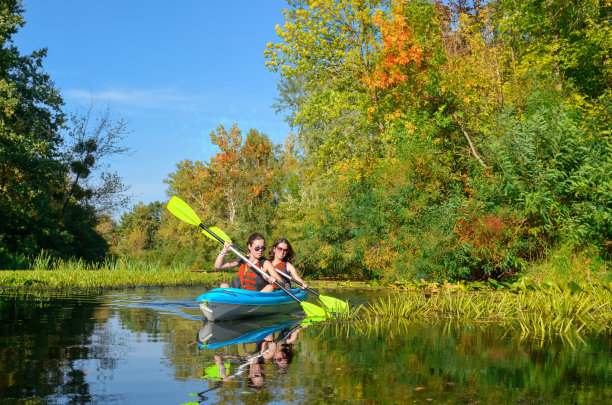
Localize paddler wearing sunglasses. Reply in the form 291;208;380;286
215;232;281;292
268;238;308;290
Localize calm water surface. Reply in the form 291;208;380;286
0;287;610;404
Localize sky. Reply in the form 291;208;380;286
14;0;291;214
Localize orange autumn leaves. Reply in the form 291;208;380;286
167;124;283;228
367;4;425;91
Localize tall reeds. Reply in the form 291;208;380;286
0;251;224;290
348;282;612;338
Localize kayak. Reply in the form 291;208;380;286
196;287;308;321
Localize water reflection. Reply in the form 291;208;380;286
0;291;123;403
1;288;611;404
195;317;306;398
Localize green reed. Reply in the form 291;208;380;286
347;283;612;338
1;251;229;290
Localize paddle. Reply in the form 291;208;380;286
166;196;325;318
210;227;349;313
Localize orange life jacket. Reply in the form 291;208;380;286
238;259;267;291
272;261;291;289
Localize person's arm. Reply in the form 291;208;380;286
262;260;280;285
286;262;307;288
214;355;231;382
215;241;241;269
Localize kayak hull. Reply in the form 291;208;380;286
196;288;308;321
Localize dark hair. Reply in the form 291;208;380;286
246;233;265;247
274;344;297;373
269;238;296;263
246;358;265;389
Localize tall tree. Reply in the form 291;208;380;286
0;0;65;265
61;104;132;216
266;0;391;173
162;124;285;261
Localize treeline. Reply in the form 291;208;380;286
111;0;610;281
4;0;610;281
0;1;130;269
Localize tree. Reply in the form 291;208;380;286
112;201;163;256
161;124;286;265
266;0;391;173
61;104;132;216
0;0;65;266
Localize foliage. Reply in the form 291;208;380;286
256;0;612;281
112;201;163;256
7;0;608;280
0;0;65;265
110;124;295;269
0;2;122;267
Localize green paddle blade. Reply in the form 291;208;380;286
320;295;349;313
301;301;326;318
300;315;325;326
208;227;232;243
167;196;201;226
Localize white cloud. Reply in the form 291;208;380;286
63;87;203;111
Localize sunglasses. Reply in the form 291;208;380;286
253;246;266;252
276;246;288;253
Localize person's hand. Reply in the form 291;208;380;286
222;241;232;252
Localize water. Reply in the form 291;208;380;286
0;287;610;404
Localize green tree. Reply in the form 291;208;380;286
113;201;163;257
0;2;116;266
159;124;287;267
266;0;391;172
0;0;65;266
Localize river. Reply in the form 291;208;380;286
1;287;610;404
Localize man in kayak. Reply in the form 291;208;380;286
214;232;281;292
268;238;308;290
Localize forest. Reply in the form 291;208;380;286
1;0;610;282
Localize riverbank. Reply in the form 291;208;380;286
2;269;610;340
0;268;227;291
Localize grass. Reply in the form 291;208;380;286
0;253;229;290
330;280;612;339
3;252;611;340
0;268;226;290
521;244;610;283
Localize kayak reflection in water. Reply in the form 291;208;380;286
199;321;308;393
214;233;281;292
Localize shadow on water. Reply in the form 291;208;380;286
1;287;611;404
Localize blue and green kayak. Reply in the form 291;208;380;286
196;288;308;321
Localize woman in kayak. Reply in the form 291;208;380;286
268;238;308;290
215;232;281;292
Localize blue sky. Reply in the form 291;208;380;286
14;0;291;213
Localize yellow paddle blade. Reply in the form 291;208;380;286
167;196;201;226
209;227;232;243
320;295;349;313
300;315;325;326
200;228;228;243
301;301;326;318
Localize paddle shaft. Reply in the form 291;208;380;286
199;224;302;303
229;241;320;297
